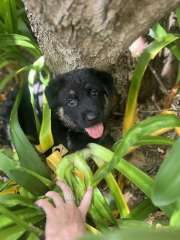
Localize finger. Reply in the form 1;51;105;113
35;199;54;216
79;187;93;219
56;180;75;204
45;191;64;208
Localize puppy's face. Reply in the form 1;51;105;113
45;68;114;139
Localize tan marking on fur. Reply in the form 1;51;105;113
57;107;77;129
69;90;75;95
58;107;64;120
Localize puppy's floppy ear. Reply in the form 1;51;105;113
95;70;114;97
45;74;65;108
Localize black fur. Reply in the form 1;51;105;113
45;68;114;151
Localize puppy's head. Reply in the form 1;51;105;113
45;68;114;139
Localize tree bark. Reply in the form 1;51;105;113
22;0;180;74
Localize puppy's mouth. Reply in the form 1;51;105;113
85;122;104;139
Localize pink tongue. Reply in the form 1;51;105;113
85;123;104;139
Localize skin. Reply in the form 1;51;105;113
36;181;93;240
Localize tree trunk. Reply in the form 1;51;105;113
22;0;180;100
22;0;179;73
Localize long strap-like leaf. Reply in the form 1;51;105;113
10;80;50;178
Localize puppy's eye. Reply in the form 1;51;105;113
90;89;98;96
67;98;78;107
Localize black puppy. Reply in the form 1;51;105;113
45;68;114;151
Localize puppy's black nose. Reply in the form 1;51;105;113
86;112;97;121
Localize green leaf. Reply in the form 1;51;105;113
176;8;180;28
27;56;47;134
0;194;35;208
83;225;180;240
7;0;18;33
0;225;25;240
150;23;167;40
57;152;117;228
90;145;154;198
176;63;180;84
39;94;54;152
106;174;129;217
0;34;41;56
89;143;153;197
127;199;157;220
170;209;180;227
3;0;15;33
10;82;50;178
22;167;52;188
31;57;53;152
0;120;52;195
152;138;180;206
0;208;42;230
27;232;40;240
28;67;40;133
93;115;180;187
0;59;14;69
0;180;14;192
27;56;53;152
19;186;35;199
88;143;176;217
0;20;5;32
116;158;154;198
9;168;49;195
123;33;179;132
135;136;174;147
0;205;43;236
0;151;16;176
169;43;180;61
91;152;129;218
32;56;45;72
0;71;16;91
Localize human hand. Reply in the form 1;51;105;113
36;181;93;240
